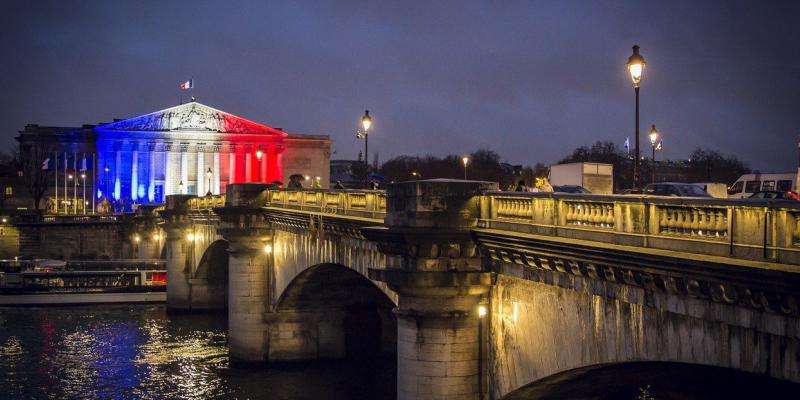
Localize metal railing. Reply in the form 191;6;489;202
480;192;800;265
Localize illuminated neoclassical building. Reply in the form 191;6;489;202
17;101;330;210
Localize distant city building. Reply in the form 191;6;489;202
15;102;330;212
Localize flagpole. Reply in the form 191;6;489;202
73;151;77;214
54;154;58;215
92;153;96;214
63;152;67;214
82;153;86;215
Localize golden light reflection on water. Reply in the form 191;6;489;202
0;336;23;356
1;305;395;399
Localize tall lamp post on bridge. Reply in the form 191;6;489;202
462;156;470;180
648;124;661;184
626;45;646;190
361;110;372;171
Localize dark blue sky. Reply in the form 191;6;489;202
2;1;799;171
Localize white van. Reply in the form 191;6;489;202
727;173;796;199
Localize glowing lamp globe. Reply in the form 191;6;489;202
627;45;646;87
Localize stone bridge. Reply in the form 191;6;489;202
162;180;800;399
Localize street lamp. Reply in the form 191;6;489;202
206;168;213;196
178;180;184;194
627;44;646;189
648;124;660;184
411;171;420;179
462;156;470;180
361;110;372;170
255;146;263;183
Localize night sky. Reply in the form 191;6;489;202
2;1;799;171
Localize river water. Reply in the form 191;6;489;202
0;304;395;399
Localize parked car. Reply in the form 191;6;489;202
552;185;591;194
643;183;712;197
747;190;800;201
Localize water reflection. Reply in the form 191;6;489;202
0;304;395;399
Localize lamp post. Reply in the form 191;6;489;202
361;110;372;171
462;156;470;180
411;171;421;180
81;172;86;215
256;146;263;182
206;168;213;196
648;124;660;184
178;180;184;195
627;45;646;189
67;173;74;214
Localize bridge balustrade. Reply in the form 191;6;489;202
187;195;225;212
265;189;386;220
480;192;800;265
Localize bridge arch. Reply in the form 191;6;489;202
186;239;228;310
269;263;397;361
501;361;800;399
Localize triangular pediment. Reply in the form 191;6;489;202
95;102;286;136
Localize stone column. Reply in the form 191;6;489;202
367;180;497;400
148;146;156;202
197;147;205;196
213;149;221;194
114;150;121;200
131;149;138;200
180;147;188;194
161;194;197;311
217;183;272;366
260;150;267;183
245;150;252;182
229;145;237;185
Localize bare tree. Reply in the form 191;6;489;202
18;140;55;211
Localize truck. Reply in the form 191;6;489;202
548;162;613;195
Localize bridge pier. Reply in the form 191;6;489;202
162;195;196;311
217;184;273;366
368;180;497;400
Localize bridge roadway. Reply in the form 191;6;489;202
158;180;800;399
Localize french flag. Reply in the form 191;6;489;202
179;79;193;90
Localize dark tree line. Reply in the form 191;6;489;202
375;142;750;192
378;149;536;189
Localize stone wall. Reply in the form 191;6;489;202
489;265;800;398
17;222;127;260
282;135;331;189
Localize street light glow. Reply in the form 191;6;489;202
361;110;372;132
186;233;195;241
478;304;487;318
627;45;646;87
263;243;273;254
648;124;659;145
462;156;469;166
256;147;263;160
